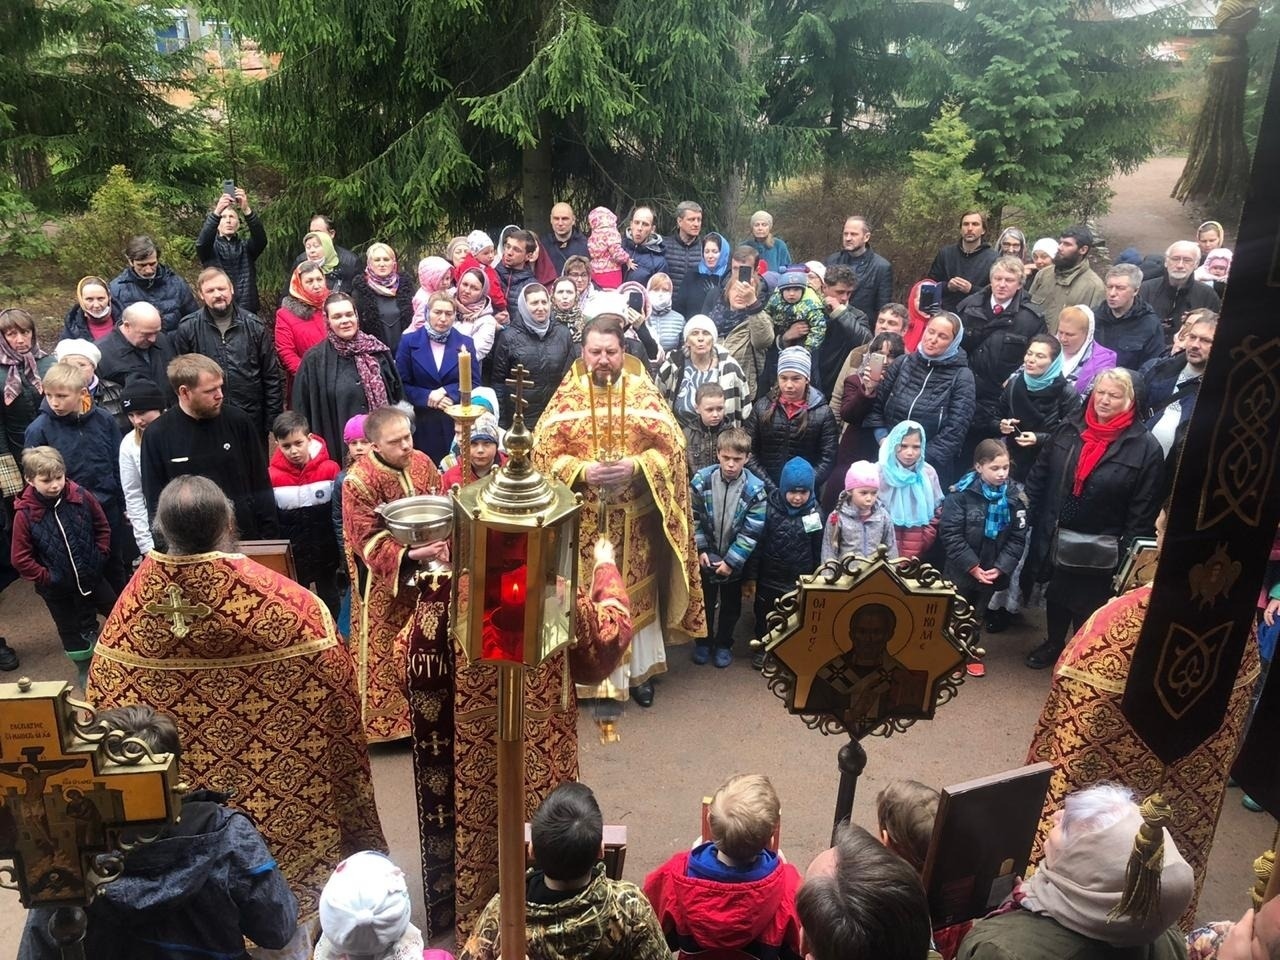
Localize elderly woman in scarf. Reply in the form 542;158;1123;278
301;230;343;291
1027;238;1059;289
352;242;415;353
409;256;454;329
743;211;792;274
957;783;1193;960
656;314;751;429
1;308;55;493
1055;305;1116;396
395;291;475;462
293;291;403;461
60;276;120;343
875;419;944;558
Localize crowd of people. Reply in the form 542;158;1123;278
2;188;1272;960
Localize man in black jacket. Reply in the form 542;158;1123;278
1094;264;1165;370
541;202;590;275
194;187;267;314
1139;309;1216;457
291;214;361;291
928;210;999;312
825;216;893;320
96;303;178;404
623;205;668;286
174;268;283;438
666;201;704;317
814;264;871;399
957;255;1047;449
1139;240;1221;341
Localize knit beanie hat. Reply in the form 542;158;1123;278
845;460;880;491
1114;246;1143;266
582;290;628;322
804;261;826;282
54;338;102;369
681;314;717;343
780;456;815;493
119;379;166;414
466;230;494;254
343;414;369;443
471;413;500;445
319;852;412;958
777;346;811;380
1032;238;1059;259
779;270;808;291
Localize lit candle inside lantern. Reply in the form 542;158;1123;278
458;345;472;401
501;566;527;608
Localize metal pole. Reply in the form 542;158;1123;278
496;662;527;960
831;736;868;846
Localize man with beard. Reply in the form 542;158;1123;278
927;210;999;312
1093;264;1165;370
825;216;893;319
174;268;283;437
195;186;267;314
1139;240;1221;340
533;308;706;707
541;202;590;275
88;475;386;957
140;353;277;540
623;205;669;286
342;405;443;742
1026;225;1105;331
1139;310;1216;500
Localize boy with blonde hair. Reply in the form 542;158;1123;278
643;774;803;959
10;446;116;686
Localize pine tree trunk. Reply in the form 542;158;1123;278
522;123;553;234
822;21;853;196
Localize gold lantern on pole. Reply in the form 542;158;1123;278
449;365;581;960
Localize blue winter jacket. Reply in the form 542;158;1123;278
109;263;199;333
24;403;123;515
692;465;767;577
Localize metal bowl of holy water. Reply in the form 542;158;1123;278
376;495;453;548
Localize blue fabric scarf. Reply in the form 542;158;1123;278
954;470;1010;539
877;420;940;527
1021;351;1064;392
426;325;452;344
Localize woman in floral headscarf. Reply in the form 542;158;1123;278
1;309;55;484
276;261;332;394
352;242;415;354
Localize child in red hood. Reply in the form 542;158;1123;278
269;410;341;618
643;774;803;959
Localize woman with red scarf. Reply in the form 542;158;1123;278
352;242;414;354
292;292;404;463
1023;368;1163;669
276;261;332;398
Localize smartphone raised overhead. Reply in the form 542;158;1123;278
222;180;236;196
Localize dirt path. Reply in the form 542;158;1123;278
1098;155;1206;257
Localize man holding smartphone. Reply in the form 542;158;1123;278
195;183;267;314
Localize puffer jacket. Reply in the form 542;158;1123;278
195;212;268;314
488;311;575;428
821;495;899;562
24;403;123;515
939;479;1029;591
108;263;199;333
10;479;109;594
956;287;1047;429
864;350;977;476
59;301;122;343
691;464;767;579
269;436;340;577
92;377;128;435
1093;298;1165;370
666;233;705;316
747;386;839;491
748;489;824;591
174;306;284;436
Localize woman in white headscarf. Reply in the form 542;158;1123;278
1055;305;1116;396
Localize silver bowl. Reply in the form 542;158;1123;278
376;495;453;547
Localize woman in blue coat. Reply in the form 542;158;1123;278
395;291;475;463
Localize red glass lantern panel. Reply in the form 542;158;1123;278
481;529;528;662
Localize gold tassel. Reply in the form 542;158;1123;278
1108;793;1174;923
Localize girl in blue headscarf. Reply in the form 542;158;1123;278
877;420;945;558
992;334;1080;482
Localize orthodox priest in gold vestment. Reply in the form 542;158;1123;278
531;309;705;705
1026;583;1259;927
343;406;444;742
87;476;386;944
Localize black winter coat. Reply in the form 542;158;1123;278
91;377;128;435
351;274;415;354
940;480;1029;590
542;229;590;274
173;307;284;436
109;264;199;333
1139;273;1221;333
12;480;109;593
956;287;1047;430
747;489;824;592
1094;299;1165;371
94;328;178;404
59;302;122;343
864;349;977;478
1138;353;1201;429
195;212;268;314
814;305;871;399
666;234;705;316
495;263;536;309
24;404;123;515
1025;414;1164;567
991;374;1081;481
824;248;893;319
489;316;575;429
622;234;668;286
927;242;999;312
747;387;839;492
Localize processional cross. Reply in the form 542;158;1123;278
143;584;211;638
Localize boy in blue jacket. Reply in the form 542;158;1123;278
691;427;767;667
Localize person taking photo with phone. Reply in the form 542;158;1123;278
195;183;268;315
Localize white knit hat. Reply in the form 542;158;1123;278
54;338;102;368
318;852;411;958
681;314;717;343
581;290;628;321
466;230;494;254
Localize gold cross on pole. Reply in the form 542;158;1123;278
505;365;535;421
144;584;211;639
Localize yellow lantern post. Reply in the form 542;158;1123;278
450;365;581;960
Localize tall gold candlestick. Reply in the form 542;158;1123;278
587;375;600;458
604;381;613;459
619;375;626;447
459;345;472;402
